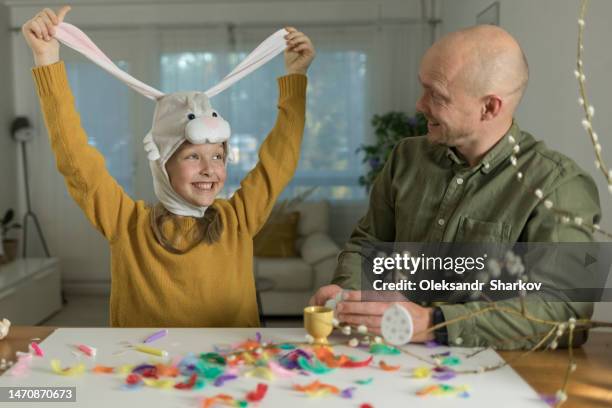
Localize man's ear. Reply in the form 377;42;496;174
481;95;503;121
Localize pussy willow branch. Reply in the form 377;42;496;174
576;0;609;184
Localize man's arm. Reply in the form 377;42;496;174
332;144;399;289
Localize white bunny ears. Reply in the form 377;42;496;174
54;22;288;101
54;22;288;163
53;23;290;218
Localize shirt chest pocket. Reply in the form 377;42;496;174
456;216;512;243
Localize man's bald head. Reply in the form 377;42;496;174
416;25;529;159
425;25;529;110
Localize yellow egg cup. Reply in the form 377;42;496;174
303;306;334;345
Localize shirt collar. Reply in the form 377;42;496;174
428;120;522;174
446;146;466;166
479;120;522;174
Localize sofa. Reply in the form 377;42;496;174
254;200;342;316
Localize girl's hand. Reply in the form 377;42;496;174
284;27;315;75
21;6;71;66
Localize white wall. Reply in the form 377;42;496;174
0;4;16;223
441;0;612;321
7;0;425;27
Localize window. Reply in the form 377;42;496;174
66;61;135;195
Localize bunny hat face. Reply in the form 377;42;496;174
145;91;231;216
149;91;231;163
54;23;288;218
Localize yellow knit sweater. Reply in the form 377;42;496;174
32;62;307;328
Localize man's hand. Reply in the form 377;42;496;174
336;291;435;343
284;27;315;75
309;284;343;306
22;6;71;66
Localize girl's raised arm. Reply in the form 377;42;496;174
228;29;314;236
24;7;136;243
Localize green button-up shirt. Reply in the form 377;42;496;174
332;121;601;349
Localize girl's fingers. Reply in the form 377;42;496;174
291;43;311;53
57;5;71;23
288;33;309;44
288;37;309;47
287;37;310;50
29;20;44;40
38;15;55;37
286;41;301;49
287;36;307;46
37;18;51;40
42;8;58;25
285;31;303;41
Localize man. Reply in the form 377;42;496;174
310;25;600;349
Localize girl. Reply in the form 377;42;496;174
22;6;315;327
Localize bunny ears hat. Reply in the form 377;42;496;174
54;23;289;217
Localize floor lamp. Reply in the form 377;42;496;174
10;116;51;258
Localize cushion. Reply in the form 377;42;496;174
254;211;300;257
255;257;312;291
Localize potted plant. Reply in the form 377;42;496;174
1;209;22;265
357;111;428;191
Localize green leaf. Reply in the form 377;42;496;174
356;111;425;190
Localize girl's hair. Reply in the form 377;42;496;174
150;203;224;254
150;141;228;254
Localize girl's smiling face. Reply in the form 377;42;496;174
165;141;227;207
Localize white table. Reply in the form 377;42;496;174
0;328;546;407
